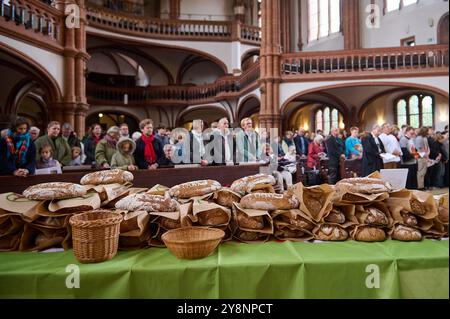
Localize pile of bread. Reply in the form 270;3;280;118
0;169;448;251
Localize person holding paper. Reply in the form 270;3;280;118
362;124;385;177
379;123;402;169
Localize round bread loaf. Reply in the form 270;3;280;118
337;178;391;194
236;230;264;241
214;189;241;208
391;225;422;241
169;180;221;199
115;193;178;212
354;226;386;242
279;214;315;231
230;174;276;196
364;207;388;226
325;208;346;224
23;182;87;200
275;228;305;239
316;224;348;241
302;192;325;216
80;169;134;185
240;193;299;211
160;217;181;230
410;199;425;216
401;212;418;227
236;212;264;230
197;209;229;226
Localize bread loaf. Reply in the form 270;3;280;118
197;209;230;226
80;169;134;185
230;174;276;196
337;178;391;194
240;193;299;211
315;224;348;241
115;193;178;212
214;189;241;208
303;192;325;217
23;182;86;200
391;225;422;241
274;228;305;239
353;226;386;242
401;212;418;227
160;217;181;230
235;230;266;241
410;198;425;216
438;206;449;224
236;212;264;230
325;208;346;224
169;180;221;199
278;214;315;231
363;207;388;226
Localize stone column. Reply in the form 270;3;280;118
259;0;282;134
342;0;361;50
280;0;291;53
233;0;245;23
169;0;180;19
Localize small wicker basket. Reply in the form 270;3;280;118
162;227;225;260
69;210;123;263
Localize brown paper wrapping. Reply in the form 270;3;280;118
408;190;439;220
47;192;101;215
19;223;67;251
434;193;449;225
231;203;273;243
271;209;315;241
322;204;357;225
293;183;334;222
119;210;151;250
146;184;169;196
189;199;231;227
355;203;394;228
0;232;22;251
83;183;132;205
213;188;242;208
313;223;349;241
0;193;41;222
177;193;215;204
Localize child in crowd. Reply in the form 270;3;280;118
36;144;61;170
68;146;82;166
111;137;138;171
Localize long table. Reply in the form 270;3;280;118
0;240;447;299
0;164;263;194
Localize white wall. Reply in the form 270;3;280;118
178;0;233;21
182;61;224;84
0;34;64;96
361;0;449;48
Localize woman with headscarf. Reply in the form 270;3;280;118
0;117;36;176
95;126;120;169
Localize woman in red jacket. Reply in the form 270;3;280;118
307;135;326;169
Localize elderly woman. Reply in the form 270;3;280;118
95;126;120;169
0;117;36;176
307;134;326;169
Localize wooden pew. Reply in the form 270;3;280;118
0;165;263;194
340;158;363;179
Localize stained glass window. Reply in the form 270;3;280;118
331;109;339;129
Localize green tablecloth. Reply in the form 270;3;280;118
0;240;448;299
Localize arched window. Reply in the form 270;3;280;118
315;106;343;135
385;0;418;13
308;0;341;42
395;94;435;128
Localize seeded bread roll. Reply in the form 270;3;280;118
354;226;386;242
336;178;391;194
169;180;221;199
23;182;87;200
401;212;418;227
230;174;276;196
240;193;299;211
391;225;422;241
80;169;134;185
236;212;264;230
315;224;348;241
115;193;179;212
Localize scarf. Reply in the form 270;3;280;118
93;134;102;145
105;135;117;148
141;134;157;165
5;130;30;166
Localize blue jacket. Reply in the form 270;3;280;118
0;137;36;175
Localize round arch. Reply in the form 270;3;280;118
437;12;449;45
175;104;229;128
237;94;260;121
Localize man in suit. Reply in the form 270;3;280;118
205;117;235;165
294;128;309;157
362;124;386;177
236;117;260;163
325;127;345;184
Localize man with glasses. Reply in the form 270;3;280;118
236;117;260;163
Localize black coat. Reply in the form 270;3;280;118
84;135;103;165
294;135;309;156
0;137;36;175
325;135;343;166
205;132;236;165
134;136;164;169
362;134;385;177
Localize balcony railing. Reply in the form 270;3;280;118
87;61;260;105
86;4;261;45
281;44;449;81
0;0;63;51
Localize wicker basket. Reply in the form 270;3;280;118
69;210;123;264
162;227;225;260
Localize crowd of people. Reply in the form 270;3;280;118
0;116;448;191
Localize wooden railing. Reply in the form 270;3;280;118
96;0;144;15
281;44;449;81
86;4;261;45
0;0;63;51
87;61;260;105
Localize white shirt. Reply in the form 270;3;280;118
379;133;402;163
221;132;232;163
192;131;205;157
